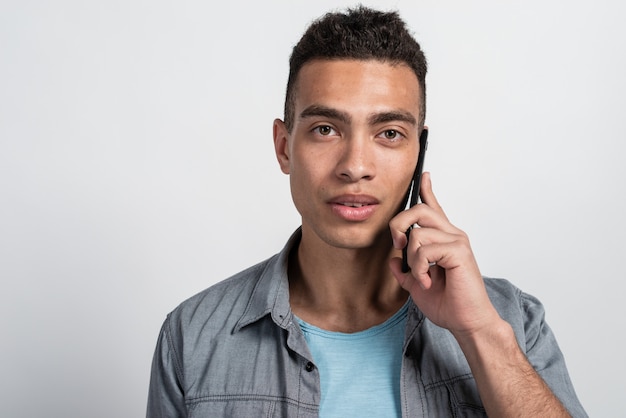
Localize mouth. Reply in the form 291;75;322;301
330;194;379;205
337;202;371;208
328;195;379;221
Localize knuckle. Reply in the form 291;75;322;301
453;238;472;257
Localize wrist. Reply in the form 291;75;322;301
452;314;570;417
453;317;521;362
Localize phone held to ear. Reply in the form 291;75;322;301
401;128;428;273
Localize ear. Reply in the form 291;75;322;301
273;118;291;174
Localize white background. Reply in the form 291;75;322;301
1;0;624;416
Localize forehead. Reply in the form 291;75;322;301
293;59;421;118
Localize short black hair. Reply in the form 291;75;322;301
284;6;427;132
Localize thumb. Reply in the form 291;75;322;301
390;256;428;293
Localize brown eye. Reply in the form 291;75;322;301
384;130;398;140
313;125;337;136
317;125;332;135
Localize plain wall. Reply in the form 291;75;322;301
1;0;624;416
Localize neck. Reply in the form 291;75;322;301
288;227;408;332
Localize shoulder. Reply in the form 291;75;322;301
483;277;545;316
166;254;278;332
158;229;300;349
148;252;290;404
482;277;551;351
154;253;283;379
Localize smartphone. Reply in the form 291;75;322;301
401;128;428;273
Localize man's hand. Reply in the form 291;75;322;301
389;172;571;417
389;171;500;338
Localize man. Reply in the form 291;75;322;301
147;7;586;417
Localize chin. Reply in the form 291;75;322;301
319;225;391;251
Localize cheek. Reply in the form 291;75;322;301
288;161;314;196
383;154;415;184
288;157;331;211
291;150;328;183
387;162;418;206
288;168;319;219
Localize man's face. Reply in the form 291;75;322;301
274;59;422;251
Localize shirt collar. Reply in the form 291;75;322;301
232;227;424;335
233;228;301;332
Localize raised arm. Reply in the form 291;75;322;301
389;172;572;417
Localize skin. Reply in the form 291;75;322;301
390;175;571;416
274;59;419;331
273;58;570;416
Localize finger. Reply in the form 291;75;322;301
406;226;460;251
419;172;449;221
414;238;478;277
389;205;459;249
390;256;432;291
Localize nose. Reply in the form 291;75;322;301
335;135;375;182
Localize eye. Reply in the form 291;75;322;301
379;129;403;141
384;130;398;139
314;125;336;136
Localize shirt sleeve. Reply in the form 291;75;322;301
147;316;187;418
520;292;588;418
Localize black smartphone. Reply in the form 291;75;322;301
401;128;428;273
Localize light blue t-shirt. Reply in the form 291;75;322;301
296;301;409;418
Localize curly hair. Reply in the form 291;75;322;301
283;6;428;132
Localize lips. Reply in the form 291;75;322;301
338;202;369;208
328;194;379;221
330;194;379;205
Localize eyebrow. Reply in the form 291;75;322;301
299;105;351;124
298;104;417;127
368;111;417;127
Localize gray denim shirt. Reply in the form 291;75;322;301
147;231;587;417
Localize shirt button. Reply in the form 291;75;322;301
305;362;315;372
